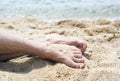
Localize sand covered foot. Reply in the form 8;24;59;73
44;34;87;53
32;43;85;69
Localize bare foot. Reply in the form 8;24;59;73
0;42;85;69
0;31;85;69
31;43;85;69
44;34;87;53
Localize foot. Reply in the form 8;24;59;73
0;43;85;69
32;43;85;69
44;34;87;53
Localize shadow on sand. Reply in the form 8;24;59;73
0;56;56;74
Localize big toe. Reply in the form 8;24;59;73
71;62;85;69
65;59;85;69
78;41;87;53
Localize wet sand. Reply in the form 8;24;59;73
0;18;120;81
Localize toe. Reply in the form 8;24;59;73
71;62;85;69
75;63;85;69
79;63;85;69
65;59;85;69
72;57;84;63
74;54;82;58
73;50;82;54
77;41;87;53
82;42;87;52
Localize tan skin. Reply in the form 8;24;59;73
0;31;87;69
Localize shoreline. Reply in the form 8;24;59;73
0;16;120;23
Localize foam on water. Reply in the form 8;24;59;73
0;0;120;21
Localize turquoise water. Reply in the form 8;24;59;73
0;0;120;21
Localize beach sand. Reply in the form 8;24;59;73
0;18;120;81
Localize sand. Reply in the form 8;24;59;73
0;18;120;81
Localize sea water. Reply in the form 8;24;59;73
0;0;120;21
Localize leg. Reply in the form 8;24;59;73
0;44;85;69
0;31;85;69
0;47;28;62
0;51;27;62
